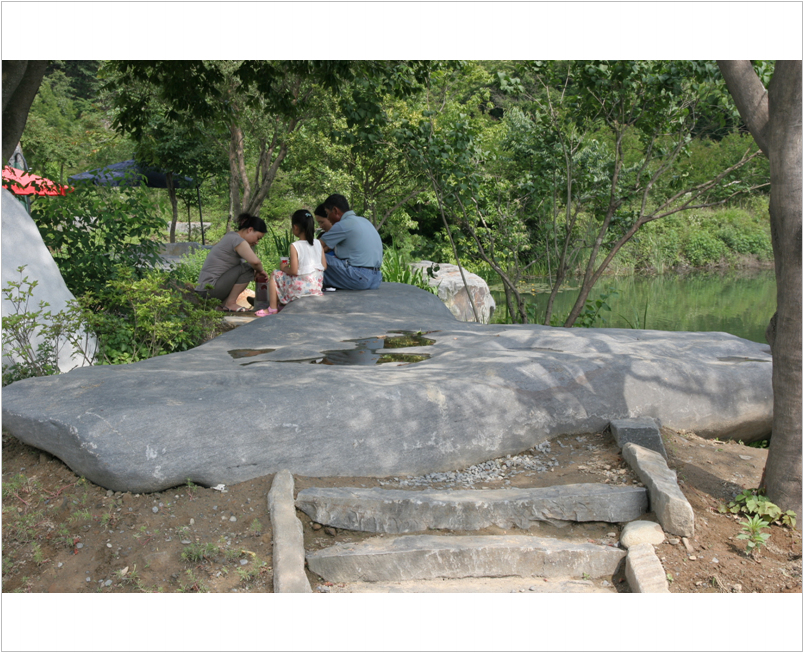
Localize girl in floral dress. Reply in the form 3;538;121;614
256;210;327;316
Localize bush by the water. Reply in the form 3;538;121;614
610;200;772;273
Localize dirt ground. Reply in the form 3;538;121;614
1;426;801;595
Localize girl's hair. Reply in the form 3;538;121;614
236;213;267;233
291;209;315;245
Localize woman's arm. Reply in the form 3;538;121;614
235;240;266;277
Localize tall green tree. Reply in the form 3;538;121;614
103;61;433;221
718;60;802;516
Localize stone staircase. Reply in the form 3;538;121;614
267;419;694;593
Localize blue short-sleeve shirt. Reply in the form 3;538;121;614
321;211;383;268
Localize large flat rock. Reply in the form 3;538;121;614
306;534;626;582
296;484;648;532
2;283;773;492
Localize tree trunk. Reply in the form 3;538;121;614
2;61;48;163
764;61;802;516
718;60;802;516
165;172;179;244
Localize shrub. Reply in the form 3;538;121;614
31;181;166;297
381;245;439;294
2;266;95;385
78;265;225;365
683;231;728;267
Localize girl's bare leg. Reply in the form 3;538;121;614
269;276;279;309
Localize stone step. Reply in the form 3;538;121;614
322;576;617;593
306;534;626;583
296;484;647;533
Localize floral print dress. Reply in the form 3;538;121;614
272;239;324;305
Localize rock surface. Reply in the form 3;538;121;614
610;418;667;459
1;188;96;373
267;470;311;593
625;543;670;593
306;534;626;582
620;520;666;548
296;484;648;533
2;283;773;492
410;261;496;323
622;443;695;537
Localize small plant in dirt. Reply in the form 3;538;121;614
249;518;263;534
178;569;208;593
237;557;269;585
720;488;797;528
736;514;771;555
181;542;219;563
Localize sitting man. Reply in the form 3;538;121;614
319;194;383;290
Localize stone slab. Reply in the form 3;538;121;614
267;470;311;593
306;534;626;583
296;484;648;533
620;520;665;548
2;283;773;492
610;418;667;459
622;443;695;537
625;543;670;593
325;577;616;593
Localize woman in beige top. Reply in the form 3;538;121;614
195;213;267;312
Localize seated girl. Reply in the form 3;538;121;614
256;210;327;317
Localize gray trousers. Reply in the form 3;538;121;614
200;262;254;301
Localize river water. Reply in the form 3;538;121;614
490;269;777;344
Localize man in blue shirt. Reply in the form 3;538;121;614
320;194;383;290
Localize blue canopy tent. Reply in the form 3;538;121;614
69;160;207;244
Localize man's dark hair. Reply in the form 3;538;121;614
323;194;350;213
313;203;327;218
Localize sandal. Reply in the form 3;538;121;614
217;306;249;313
255;308;278;317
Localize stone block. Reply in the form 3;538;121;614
610;418;667;459
410;261;496;323
620;520;665;548
622;443;695;537
296;484;648;533
2;283;773;492
625;543;670;593
267;470;311;593
306;534;626;583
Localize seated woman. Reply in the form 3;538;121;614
195;213;267;312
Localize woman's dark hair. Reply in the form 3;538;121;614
313;203;327;218
236;213;267;233
291;209;315;245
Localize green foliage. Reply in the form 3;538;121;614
736;514;771;553
1;266;95;385
574;288;618;328
180;542;219;563
720;488;797;528
168;247;211;286
381;245;439;294
79;266;224;365
31;182;166;297
683;231;728;267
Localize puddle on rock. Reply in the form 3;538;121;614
238;330;436;367
228;348;276;359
